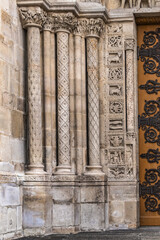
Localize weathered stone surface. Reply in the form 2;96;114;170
0;184;20;206
52;204;74;227
81;203;104;230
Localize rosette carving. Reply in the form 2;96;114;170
19;7;46;28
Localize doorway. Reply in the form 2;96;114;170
138;24;160;225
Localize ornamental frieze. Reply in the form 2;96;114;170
19;8;105;36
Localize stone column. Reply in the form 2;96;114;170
52;13;75;174
74;31;83;174
55;27;71;174
125;38;135;133
43;19;53;174
19;8;45;174
85;19;104;175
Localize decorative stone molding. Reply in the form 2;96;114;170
85;18;104;37
73;18;105;37
125;38;135;132
19;7;46;28
43;15;53;31
52;13;76;33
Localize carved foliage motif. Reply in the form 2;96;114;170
107;24;123;34
108;68;123;81
19;8;105;36
109;166;125;178
19;8;46;27
108;36;122;48
109;135;124;147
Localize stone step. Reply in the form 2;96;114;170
18;228;160;240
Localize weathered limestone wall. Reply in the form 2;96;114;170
0;0;25;239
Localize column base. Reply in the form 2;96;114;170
85;166;105;175
26;164;46;175
55;165;73;175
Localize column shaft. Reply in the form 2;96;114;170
125;39;135;132
27;26;44;173
56;31;71;174
86;36;103;174
75;34;83;174
43;30;52;173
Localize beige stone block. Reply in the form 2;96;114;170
52;204;74;227
109;201;124;224
3;92;17;110
0;60;10;92
52;187;74;203
17;206;22;230
109;185;136;201
0;184;20;206
81;203;104;230
0;207;7;234
0;34;14;63
0;134;11;162
11;138;25;163
11;110;24;138
81;186;104;203
7;207;17;232
0;162;14;173
0;107;11;134
125;201;137;223
10;67;19;95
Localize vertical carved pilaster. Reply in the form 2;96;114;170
85;19;104;174
125;38;135;132
56;30;71;174
19;8;46;174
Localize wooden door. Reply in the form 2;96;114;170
138;24;160;225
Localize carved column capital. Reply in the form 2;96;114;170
85;18;105;38
43;15;53;31
125;38;135;50
52;13;76;33
19;7;46;29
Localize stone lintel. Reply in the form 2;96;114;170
17;1;108;23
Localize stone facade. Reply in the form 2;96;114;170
0;0;160;239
